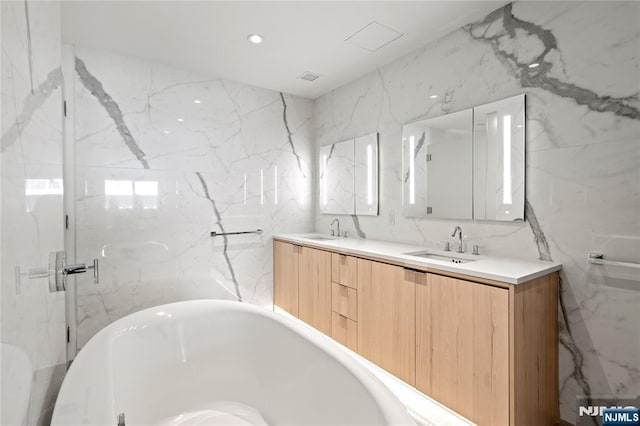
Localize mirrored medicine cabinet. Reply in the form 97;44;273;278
319;132;379;216
402;94;525;222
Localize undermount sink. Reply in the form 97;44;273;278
302;235;337;241
404;250;476;264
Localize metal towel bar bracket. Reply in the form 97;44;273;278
210;228;263;237
588;252;640;269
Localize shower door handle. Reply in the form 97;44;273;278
14;251;100;294
53;251;100;291
63;258;99;283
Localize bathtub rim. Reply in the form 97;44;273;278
52;299;414;425
1;342;33;426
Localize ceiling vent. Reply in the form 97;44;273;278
346;21;403;52
298;71;320;82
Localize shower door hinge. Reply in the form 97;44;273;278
426;207;433;214
65;214;69;229
426;154;432;162
66;326;70;343
63;100;67;117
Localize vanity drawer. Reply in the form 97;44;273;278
331;311;357;351
331;253;357;289
332;282;357;320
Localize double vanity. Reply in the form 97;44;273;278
273;233;561;426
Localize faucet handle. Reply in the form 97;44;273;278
330;229;335;236
443;242;450;252
342;231;349;238
472;244;480;255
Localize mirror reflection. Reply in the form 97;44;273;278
319;132;379;216
473;94;525;221
319;140;354;215
354;133;379;216
401;94;525;222
403;109;473;219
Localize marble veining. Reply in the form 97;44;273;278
464;3;640;121
75;56;150;169
351;214;367;238
280;92;306;178
403;131;425;184
1;67;63;152
71;46;314;347
526;199;594;416
524;200;551;262
194;171;242;301
314;2;640;421
23;0;34;94
319;143;336;180
2;0;67;423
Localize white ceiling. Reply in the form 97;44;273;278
62;1;507;99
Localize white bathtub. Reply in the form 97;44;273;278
1;343;33;426
51;300;414;425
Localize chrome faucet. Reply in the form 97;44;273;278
451;226;464;253
330;218;340;237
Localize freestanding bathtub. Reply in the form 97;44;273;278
1;343;33;425
51;300;414;425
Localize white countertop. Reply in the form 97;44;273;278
274;233;561;285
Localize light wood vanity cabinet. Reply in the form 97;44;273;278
330;253;359;351
273;240;300;316
357;259;416;386
298;246;332;335
417;273;510;425
273;239;559;426
273;241;332;334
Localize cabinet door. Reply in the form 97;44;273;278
357;259;416;386
273;241;299;316
417;274;509;425
298;246;332;335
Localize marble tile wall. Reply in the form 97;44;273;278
70;46;314;347
1;0;66;423
314;2;640;422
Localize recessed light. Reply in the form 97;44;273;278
529;62;540;68
429;95;438;99
177;118;184;123
193;99;201;104
247;34;264;44
163;130;170;134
